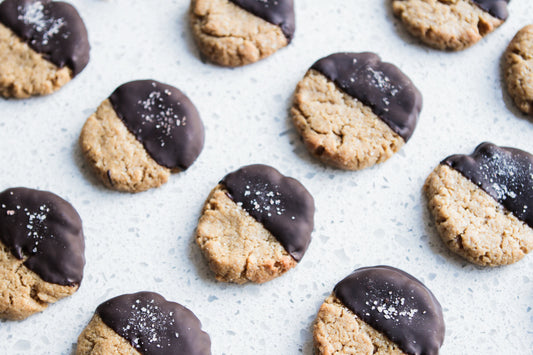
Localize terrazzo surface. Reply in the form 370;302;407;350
1;0;532;354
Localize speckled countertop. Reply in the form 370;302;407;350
1;1;532;354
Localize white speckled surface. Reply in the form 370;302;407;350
1;0;533;354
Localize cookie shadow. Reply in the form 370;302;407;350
301;316;315;355
187;229;221;285
498;51;533;122
383;0;430;51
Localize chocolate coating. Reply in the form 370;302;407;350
334;266;445;355
442;142;533;228
109;80;204;170
0;187;84;286
310;52;422;141
96;292;211;355
229;0;295;41
220;164;314;261
0;0;90;76
471;0;509;20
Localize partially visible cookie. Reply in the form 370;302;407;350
424;142;533;266
504;24;533;115
314;266;445;355
189;0;294;66
76;292;211;355
79;80;205;193
0;0;90;98
196;164;314;284
291;52;422;170
392;0;509;50
0;187;85;320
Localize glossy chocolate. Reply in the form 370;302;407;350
0;187;84;286
472;0;509;20
0;0;90;76
229;0;295;41
443;142;533;228
221;164;314;261
109;80;204;170
334;266;445;355
310;52;422;141
96;292;211;355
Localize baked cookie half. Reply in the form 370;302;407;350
314;266;445;355
0;0;90;98
190;0;294;66
424;142;533;266
80;80;205;193
504;24;533;115
0;187;85;320
196;164;314;284
291;52;422;170
392;0;509;50
77;292;211;355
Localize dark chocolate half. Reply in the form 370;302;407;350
220;164;314;261
108;80;205;170
442;142;533;228
0;187;84;286
471;0;509;20
0;0;90;76
334;266;445;355
310;52;422;141
229;0;295;41
96;292;211;355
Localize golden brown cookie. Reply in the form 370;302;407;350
189;0;294;66
291;52;421;170
196;165;314;284
392;0;508;50
0;187;84;320
424;143;533;266
79;80;204;193
504;24;533;115
314;267;445;355
0;0;90;98
77;292;211;355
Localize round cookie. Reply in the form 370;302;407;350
79;80;205;193
189;0;294;67
424;142;533;266
504;24;533;115
291;52;422;170
314;266;445;355
196;164;314;284
392;0;509;51
0;187;85;320
0;0;90;98
76;291;211;355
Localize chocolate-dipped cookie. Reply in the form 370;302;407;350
196;164;314;284
76;292;211;355
392;0;509;51
0;187;84;320
291;52;422;170
189;0;294;66
314;266;445;355
424;142;533;266
0;0;90;98
504;24;533;115
79;80;205;193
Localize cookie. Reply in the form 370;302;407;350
424;142;533;266
504;24;533;115
189;0;294;67
196;164;314;284
79;80;205;193
0;187;84;320
392;0;509;50
314;266;445;355
0;0;90;98
76;291;211;355
291;52;422;170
